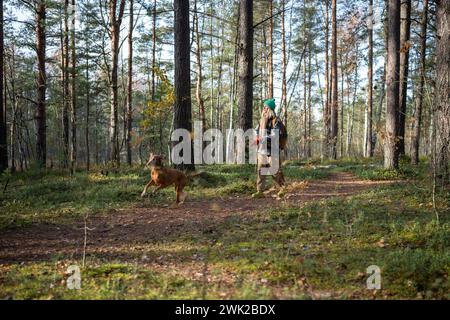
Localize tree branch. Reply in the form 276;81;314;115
254;5;292;29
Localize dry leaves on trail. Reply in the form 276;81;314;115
0;172;397;264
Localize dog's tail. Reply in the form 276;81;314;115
186;170;205;177
184;170;208;183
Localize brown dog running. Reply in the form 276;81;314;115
141;154;188;204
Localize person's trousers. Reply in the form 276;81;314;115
256;152;285;192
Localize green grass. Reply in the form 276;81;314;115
0;164;330;230
0;168;146;230
321;155;430;181
0;160;448;299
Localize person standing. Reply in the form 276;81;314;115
252;99;286;198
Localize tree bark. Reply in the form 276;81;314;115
384;0;401;170
70;0;76;172
173;0;194;170
339;46;344;158
365;0;374;157
432;0;450;184
281;0;287;127
346;73;356;156
215;27;224;132
10;98;17;173
410;0;428;165
109;0;126;166
322;0;330;159
307;46;312;158
126;0;133;165
85;42;90;171
151;0;156;101
5;45;17;172
268;0;273;98
350;47;359;155
330;0;338;159
36;0;47;167
303;52;307;158
194;0;205;134
61;0;70;169
374;0;388;154
0;0;6;172
262;26;267;101
397;0;411;156
209;3;214;128
237;0;253;131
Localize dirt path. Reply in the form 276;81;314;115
0;172;395;264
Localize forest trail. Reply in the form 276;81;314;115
0;172;396;264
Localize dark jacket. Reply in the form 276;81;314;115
255;115;282;156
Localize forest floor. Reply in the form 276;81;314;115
0;159;448;299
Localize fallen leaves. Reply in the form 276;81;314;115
376;238;388;248
286;181;308;193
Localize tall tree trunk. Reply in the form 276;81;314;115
303;56;307;158
10;98;16;173
384;0;401;170
173;0;194;171
215;27;224;132
0;0;6;172
307;47;312;158
330;0;338;159
432;0;450;185
375;0;388;154
302;0;308;159
350;48;359;155
346;73;356;156
226;4;240;161
121;53;127;158
339;47;344;158
194;0;205;134
36;0;46;167
259;30;264;109
322;0;330;159
228;65;235;130
365;0;374;157
237;0;253;131
281;0;287;127
70;0;77;172
262;27;267;100
62;0;69;168
126;0;133;165
95;93;99;165
6;45;17;172
267;0;273;98
85;44;90;171
151;0;156;101
398;0;411;156
109;0;126;166
209;2;214;128
411;0;428;165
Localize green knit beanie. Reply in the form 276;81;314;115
264;98;276;111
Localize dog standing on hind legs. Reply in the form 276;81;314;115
141;154;188;205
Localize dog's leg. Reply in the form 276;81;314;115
176;185;187;204
179;190;188;204
141;180;155;197
151;185;163;195
176;187;181;204
179;185;187;204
